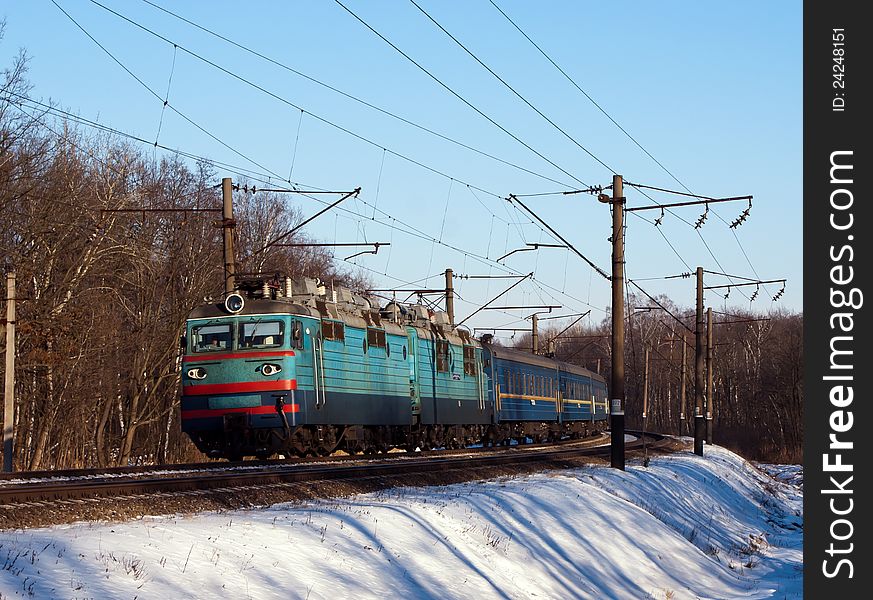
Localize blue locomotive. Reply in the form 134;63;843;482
180;278;607;460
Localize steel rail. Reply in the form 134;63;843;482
0;433;668;508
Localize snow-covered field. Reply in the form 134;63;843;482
0;445;801;599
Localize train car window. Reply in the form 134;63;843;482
322;320;345;343
367;328;387;349
192;323;232;352
463;346;476;376
436;340;449;372
239;320;284;350
292;321;304;349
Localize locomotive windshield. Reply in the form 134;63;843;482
239;320;284;349
191;323;232;352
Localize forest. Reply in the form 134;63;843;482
513;300;803;463
1;45;801;470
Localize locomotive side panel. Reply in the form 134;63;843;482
415;331;490;425
293;318;411;426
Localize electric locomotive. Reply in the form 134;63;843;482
180;277;607;460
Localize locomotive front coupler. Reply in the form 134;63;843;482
273;394;292;440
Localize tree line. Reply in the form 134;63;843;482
512;296;803;462
1;50;365;469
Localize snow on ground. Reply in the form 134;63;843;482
0;445;801;599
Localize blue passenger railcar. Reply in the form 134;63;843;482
481;342;607;441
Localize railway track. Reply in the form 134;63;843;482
0;432;673;528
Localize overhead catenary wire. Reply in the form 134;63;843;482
332;0;588;188
487;0;683;185
7;94;284;186
85;0;546;206
134;0;576;190
489;0;772;291
131;0;767;310
50;0;284;181
408;0;615;175
87;0;604;289
14;16;614;323
487;0;766;290
12;90;609;320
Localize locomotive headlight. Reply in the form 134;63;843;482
224;293;245;314
187;367;207;380
261;363;282;376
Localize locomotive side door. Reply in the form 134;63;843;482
406;328;421;422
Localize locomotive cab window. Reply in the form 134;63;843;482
436;340;449;373
192;323;232;352
239;320;284;349
463;345;476;376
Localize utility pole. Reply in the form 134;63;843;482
706;307;714;444
444;268;454;327
606;174;625;470
222;177;236;294
679;341;687;436
531;314;539;355
3;271;15;473
694;266;705;456
642;346;649;431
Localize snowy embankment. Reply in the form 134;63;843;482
0;445;801;599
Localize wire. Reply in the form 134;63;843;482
332;0;587;188
287;108;304;182
154;43;177;147
702;269;759;282
488;0;674;181
91;0;596;279
8;104;603;333
10;97;605;322
7;94;283;185
51;0;283;181
87;0;527;204
228;172;610;317
409;0;614;175
489;0;769;290
135;0;576;190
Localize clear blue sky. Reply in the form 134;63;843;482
2;1;802;339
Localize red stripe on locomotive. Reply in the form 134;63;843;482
181;403;300;420
182;379;297;395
